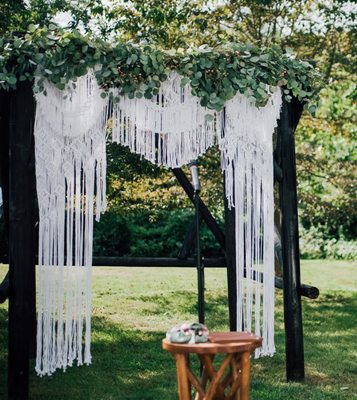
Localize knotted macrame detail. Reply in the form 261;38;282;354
112;71;218;167
33;70;282;376
219;89;282;356
34;72;108;376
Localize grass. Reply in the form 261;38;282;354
0;260;356;399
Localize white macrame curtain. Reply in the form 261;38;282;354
220;90;282;356
34;72;108;376
112;72;218;168
33;71;281;376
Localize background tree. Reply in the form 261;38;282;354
0;0;355;259
101;0;356;258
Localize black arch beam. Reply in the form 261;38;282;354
171;168;226;250
278;96;305;382
0;89;10;306
7;81;37;400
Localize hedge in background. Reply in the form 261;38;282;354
93;208;222;258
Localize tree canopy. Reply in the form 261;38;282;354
0;0;356;258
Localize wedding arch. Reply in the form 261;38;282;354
0;25;320;399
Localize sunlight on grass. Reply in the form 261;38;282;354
0;261;356;399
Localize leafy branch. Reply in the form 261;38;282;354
0;24;321;112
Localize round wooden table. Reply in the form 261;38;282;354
163;332;262;400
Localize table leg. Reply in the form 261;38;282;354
175;354;192;400
227;354;242;400
199;354;214;391
240;352;251;400
200;354;225;399
205;354;233;400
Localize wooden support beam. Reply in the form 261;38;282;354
171;168;226;250
0;252;318;300
92;256;226;268
177;213;203;260
278;96;305;382
194;191;205;325
275;277;319;300
92;257;319;299
0;90;10;258
274;159;283;183
224;184;237;331
0;90;10;307
0;271;10;304
8;81;37;400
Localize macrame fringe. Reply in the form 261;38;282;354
33;69;282;377
220;89;282;357
112;72;218;167
34;72;108;376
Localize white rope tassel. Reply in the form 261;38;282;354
33;66;282;376
220;89;282;357
34;72;108;376
112;71;218;168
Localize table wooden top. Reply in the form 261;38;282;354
163;331;262;355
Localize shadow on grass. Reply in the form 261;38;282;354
0;292;356;399
251;293;357;400
30;320;179;400
137;290;230;330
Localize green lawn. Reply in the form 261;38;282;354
0;260;356;399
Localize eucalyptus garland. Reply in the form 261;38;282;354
0;24;320;113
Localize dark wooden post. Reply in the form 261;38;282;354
8;81;37;400
224;180;237;332
195;192;205;324
0;90;10;243
278;96;304;382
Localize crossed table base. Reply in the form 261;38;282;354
163;332;262;400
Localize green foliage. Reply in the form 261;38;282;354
105;0;209;48
80;0;356;83
0;1;107;36
0;1;27;37
92;206;357;261
93;212;130;256
296;107;356;240
0;0;355;255
93;208;222;257
300;225;357;260
0;24;320;111
105;143;224;216
324;239;357;261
